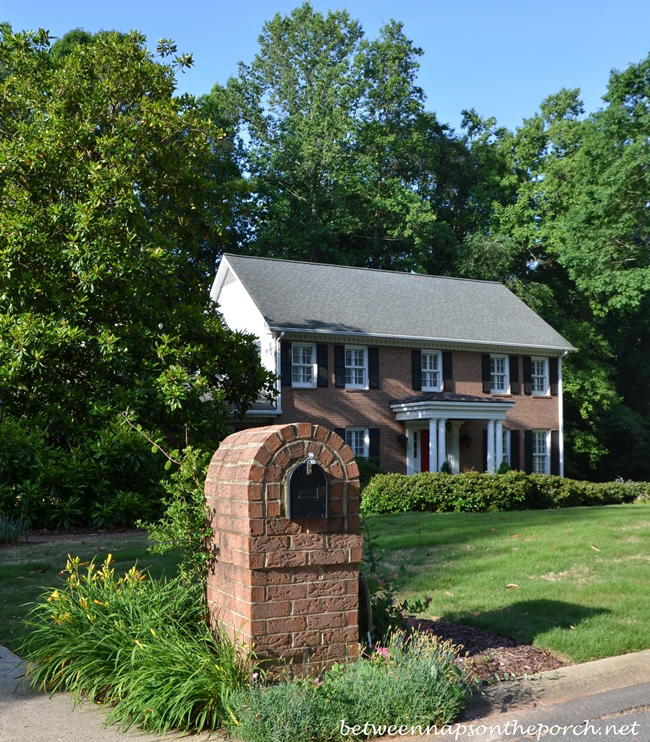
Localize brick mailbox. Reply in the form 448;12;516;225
205;423;362;674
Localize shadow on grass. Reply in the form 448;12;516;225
444;599;610;646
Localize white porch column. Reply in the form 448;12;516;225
438;419;447;472
487;419;495;473
429;418;438;473
495;420;503;470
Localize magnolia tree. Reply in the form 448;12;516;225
0;27;274;449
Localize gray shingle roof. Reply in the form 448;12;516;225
221;254;574;352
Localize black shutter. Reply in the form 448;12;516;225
334;428;346;444
281;341;292;387
509;356;520;394
482;355;491;394
335;346;345;388
412;349;422;391
482;428;488;472
369;429;380;459
443;351;453;391
549;358;559;396
368;347;380;389
510;429;520;470
524;430;533;473
550;430;560;475
523;357;532;395
317;344;328;387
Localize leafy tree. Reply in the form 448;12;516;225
213;3;478;271
0;27;274;453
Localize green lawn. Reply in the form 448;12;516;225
0;530;181;651
364;502;650;663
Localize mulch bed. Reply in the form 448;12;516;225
408;618;567;683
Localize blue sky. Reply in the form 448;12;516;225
6;0;650;132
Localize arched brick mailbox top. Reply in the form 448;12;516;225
205;423;362;673
205;423;360;537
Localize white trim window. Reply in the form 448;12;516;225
502;429;510;467
532;430;550;474
422;351;442;391
292;343;316;387
345;428;369;458
490;355;509;393
531;357;549;395
345;346;367;389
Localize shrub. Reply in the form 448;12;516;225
361;470;647;515
20;555;254;733
0;414;166;528
227;631;474;742
138;446;213;588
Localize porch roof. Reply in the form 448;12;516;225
390;391;515;421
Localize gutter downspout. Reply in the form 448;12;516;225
558;351;568;477
275;332;285;416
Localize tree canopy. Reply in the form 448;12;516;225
0;27;273;450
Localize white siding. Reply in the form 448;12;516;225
211;260;276;373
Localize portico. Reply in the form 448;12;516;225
390;392;515;474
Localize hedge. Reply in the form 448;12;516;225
360;470;650;515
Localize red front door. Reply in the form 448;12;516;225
420;428;429;472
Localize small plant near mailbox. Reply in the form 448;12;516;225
361;517;430;645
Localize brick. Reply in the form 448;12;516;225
320;564;357;579
267;583;307;600
290;567;320;583
287;441;305;459
291;533;325;550
265;483;281;500
266;519;302;535
292;598;322;615
255;634;291;652
268;616;306;634
313;425;330;444
264;432;283;452
347;515;360;531
251;570;291;586
322;595;357;612
251;601;291;619
328;431;344;450
273;448;291;468
329;463;344;479
308;549;347;566
266;501;281;518
349;548;363;563
339;445;355;465
292;630;320;648
296;422;312;439
248;536;289;553
308;580;346;598
265;465;283;483
328;533;363;550
280;425;297;442
307;613;344;630
321;627;358;644
346;461;360;479
253;446;272;466
319;448;334;467
266;551;307;568
344;610;358;626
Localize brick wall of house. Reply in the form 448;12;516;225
240;345;561;474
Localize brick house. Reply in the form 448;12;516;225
211;254;575;476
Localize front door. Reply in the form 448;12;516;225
420;428;429;472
